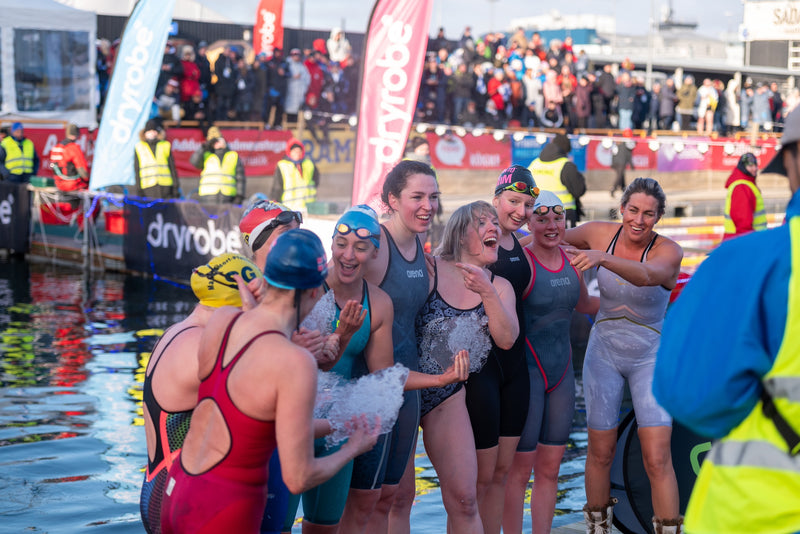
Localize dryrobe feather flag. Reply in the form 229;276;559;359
89;0;176;191
352;0;434;207
253;0;284;58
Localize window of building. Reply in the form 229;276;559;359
14;29;91;112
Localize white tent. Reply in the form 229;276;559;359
0;0;97;127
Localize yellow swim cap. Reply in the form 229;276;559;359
190;253;261;308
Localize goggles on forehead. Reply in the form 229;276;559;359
251;211;303;251
498;181;540;198
533;204;565;216
335;222;379;241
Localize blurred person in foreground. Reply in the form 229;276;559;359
653;109;800;534
722;152;766;241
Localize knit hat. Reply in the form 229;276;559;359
552;133;571;155
144;119;162;133
190;253;262;308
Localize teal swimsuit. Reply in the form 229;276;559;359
284;282;372;528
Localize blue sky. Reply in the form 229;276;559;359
282;0;743;40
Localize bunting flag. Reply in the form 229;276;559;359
253;0;284;58
89;0;176;190
352;0;434;207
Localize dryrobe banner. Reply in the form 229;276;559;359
124;201;245;281
89;0;176;191
0;183;30;252
253;0;284;58
351;0;435;206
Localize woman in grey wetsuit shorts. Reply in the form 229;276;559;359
503;191;598;534
564;178;684;534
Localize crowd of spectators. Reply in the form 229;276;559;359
94;26;798;138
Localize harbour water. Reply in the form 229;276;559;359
0;257;593;532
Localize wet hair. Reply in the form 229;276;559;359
435;200;496;263
380;159;438;210
620;177;667;217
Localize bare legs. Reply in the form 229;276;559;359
421;390;483;533
475;436;520;533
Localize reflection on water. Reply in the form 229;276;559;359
0;258;589;532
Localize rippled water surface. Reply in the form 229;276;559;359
0;258;589;532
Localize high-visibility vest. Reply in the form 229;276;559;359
134;141;173;190
1;136;34;175
198;151;238;198
724;179;767;235
528;157;575;210
685;216;800;534
277;158;317;211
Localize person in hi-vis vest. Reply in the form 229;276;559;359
190;126;246;205
0;122;39;184
722;152;767;241
528;133;586;228
271;137;319;212
133;119;179;199
654;108;800;534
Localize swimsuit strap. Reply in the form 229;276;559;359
213;311;244;374
641;232;659;262
145;325;200;378
606;226;623;254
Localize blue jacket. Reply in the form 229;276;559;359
654;189;800;438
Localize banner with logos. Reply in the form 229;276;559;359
90;0;177;190
0;182;31;252
123;200;245;281
253;0;284;57
351;0;435;207
167;128;292;177
741;1;800;41
585;139;657;171
429;132;511;170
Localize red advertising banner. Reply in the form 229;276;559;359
709;140;779;171
429;132;511;170
167;128;291;177
585;139;657;171
351;0;435;207
253;0;284;58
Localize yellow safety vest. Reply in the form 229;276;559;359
1;136;35;175
277;158;317;211
135;141;173;190
198;151;238;198
528;157;575;210
724;179;767;235
685;216;800;534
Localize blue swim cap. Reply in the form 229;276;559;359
333;204;381;248
264;229;328;290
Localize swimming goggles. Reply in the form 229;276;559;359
334;222;379;241
533;204;565;216
251;211;303;251
498;181;540;198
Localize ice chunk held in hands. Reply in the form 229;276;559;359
315;364;409;448
300;290;336;336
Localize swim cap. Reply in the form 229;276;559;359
333;204;381;248
239;200;302;253
533;190;564;210
494;165;539;197
191;253;262;308
264;229;328;290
